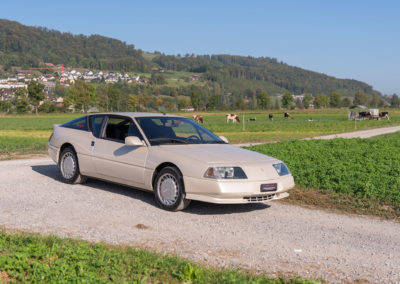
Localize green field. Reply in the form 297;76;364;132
0;231;311;283
0;111;399;157
248;132;400;219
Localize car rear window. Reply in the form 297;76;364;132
61;116;88;131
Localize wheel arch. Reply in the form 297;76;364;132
152;162;185;192
59;143;75;163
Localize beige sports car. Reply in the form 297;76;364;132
48;112;294;211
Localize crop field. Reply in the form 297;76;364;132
0;231;310;283
248;132;400;218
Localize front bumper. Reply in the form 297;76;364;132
184;174;294;204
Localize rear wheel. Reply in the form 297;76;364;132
59;146;87;184
154;167;191;211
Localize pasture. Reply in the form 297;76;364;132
0;110;399;157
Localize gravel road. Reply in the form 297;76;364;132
0;157;399;283
233;125;400;147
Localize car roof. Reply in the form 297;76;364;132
87;112;182;118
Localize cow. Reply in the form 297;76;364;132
284;112;290;119
193;115;204;124
379;112;389;120
226;114;240;123
308;118;313;122
269;114;274;121
248;117;257;122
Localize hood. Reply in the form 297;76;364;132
158;144;279;165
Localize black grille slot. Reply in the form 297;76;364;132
244;194;276;202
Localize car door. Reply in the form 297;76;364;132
91;115;148;187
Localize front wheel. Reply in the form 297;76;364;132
154;167;191;211
59;146;87;184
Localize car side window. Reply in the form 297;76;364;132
61;116;88;131
103;116;143;143
90;115;105;138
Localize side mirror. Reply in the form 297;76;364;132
219;136;229;144
125;136;144;146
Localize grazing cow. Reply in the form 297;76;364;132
193;115;204;124
379;112;389;120
226;114;240;123
308;118;313;122
248;117;257;122
269;114;274;121
284;112;290;119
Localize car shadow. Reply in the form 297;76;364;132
31;164;271;215
31;164;156;207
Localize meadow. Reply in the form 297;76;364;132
0;110;399;158
0;231;311;283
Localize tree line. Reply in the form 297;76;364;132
1;80;397;115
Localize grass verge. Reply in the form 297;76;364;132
281;188;400;221
0;231;315;283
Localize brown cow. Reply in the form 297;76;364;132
193;115;204;124
226;114;240;123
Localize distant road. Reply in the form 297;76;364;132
233;125;400;147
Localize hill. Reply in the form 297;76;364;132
0;19;147;72
0;19;376;97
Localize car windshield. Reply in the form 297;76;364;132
135;116;225;145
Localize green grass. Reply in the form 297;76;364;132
0;231;313;283
248;136;400;219
183;112;400;143
0;111;399;156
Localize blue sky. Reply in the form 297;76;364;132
1;0;399;94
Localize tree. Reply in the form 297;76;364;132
207;94;220;110
178;97;190;109
165;101;175;111
353;90;370;106
342;97;352;107
257;91;270;109
65;80;97;112
391;94;400;108
28;81;44;115
329;92;342;108
281;93;294;109
303;94;313;109
127;94;138;111
150;72;165;85
190;90;201;110
370;92;385;107
314;94;329;108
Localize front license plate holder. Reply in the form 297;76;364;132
260;183;277;192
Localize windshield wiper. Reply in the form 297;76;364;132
149;138;188;144
207;141;226;144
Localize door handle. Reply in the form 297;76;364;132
91;141;95;146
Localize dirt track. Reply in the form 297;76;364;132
0;157;399;283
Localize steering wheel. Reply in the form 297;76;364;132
186;135;200;141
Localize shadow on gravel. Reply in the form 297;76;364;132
31;164;271;215
31;164;63;182
185;201;270;215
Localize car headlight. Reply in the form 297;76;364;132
273;163;290;176
204;167;247;179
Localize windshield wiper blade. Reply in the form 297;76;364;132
207;141;226;144
149;138;188;144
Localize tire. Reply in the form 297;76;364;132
59;146;87;184
154;166;191;211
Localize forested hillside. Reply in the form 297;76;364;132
0;19;147;72
0;19;376;97
152;54;375;96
